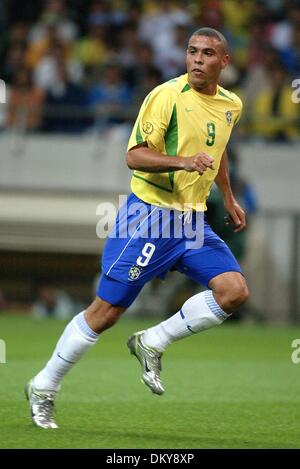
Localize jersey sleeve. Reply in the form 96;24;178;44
127;86;175;152
234;96;243;126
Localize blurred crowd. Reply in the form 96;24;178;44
0;0;300;141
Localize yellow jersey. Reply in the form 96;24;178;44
127;73;242;211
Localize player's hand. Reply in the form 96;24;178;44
183;153;215;175
224;198;246;232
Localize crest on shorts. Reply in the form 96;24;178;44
142;122;153;134
128;265;142;281
225;111;232;125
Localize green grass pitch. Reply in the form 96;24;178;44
1;314;300;449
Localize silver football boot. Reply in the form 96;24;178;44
25;380;58;429
127;331;165;395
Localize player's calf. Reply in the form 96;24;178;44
85;297;126;334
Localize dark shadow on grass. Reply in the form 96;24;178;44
7;424;292;449
64;427;255;448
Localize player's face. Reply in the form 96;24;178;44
186;35;229;94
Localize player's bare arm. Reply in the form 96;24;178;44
126;144;214;175
215;149;246;232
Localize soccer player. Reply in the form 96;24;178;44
25;27;249;429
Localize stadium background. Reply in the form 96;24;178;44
1;0;300;450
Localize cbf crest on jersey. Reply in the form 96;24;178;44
225;111;232;125
128;265;142;281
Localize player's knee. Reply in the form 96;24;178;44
213;276;249;313
85;297;126;333
220;282;249;312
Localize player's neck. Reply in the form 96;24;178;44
189;80;218;96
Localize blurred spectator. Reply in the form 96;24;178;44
134;67;163;106
246;16;274;70
124;41;155;88
73;15;108;71
0;0;299;139
263;0;286;19
270;3;300;51
1;21;29;83
219;60;241;90
243;45;281;108
119;25;139;70
138;0;192;60
126;2;143;29
32;285;74;319
87;61;133;128
198;0;223;29
278;25;300;76
28;0;78;44
7;21;29;49
25;23;70;70
195;0;248;72
227;144;258;217
206;145;257;262
87;62;132;106
6;67;45;131
86;0;128;33
154;25;188;80
221;0;253;37
251;65;299;141
42;53;88;134
1;44;27;85
33;39;83;92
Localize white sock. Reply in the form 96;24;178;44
143;290;230;352
33;311;99;391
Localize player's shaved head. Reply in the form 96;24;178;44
190;27;229;54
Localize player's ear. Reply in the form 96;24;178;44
221;54;230;70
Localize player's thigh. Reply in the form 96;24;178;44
97;274;144;308
100;193;189;306
175;243;243;289
102;226;185;293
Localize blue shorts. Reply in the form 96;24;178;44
97;193;242;307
